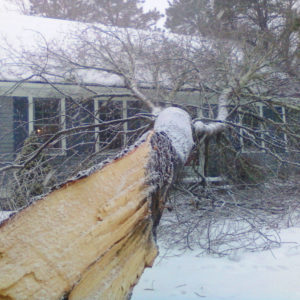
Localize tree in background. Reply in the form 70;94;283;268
162;0;300;253
28;0;91;21
165;0;214;35
166;0;299;37
25;0;161;28
165;0;300;178
89;0;161;28
166;0;300;76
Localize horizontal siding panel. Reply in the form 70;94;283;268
0;96;13;156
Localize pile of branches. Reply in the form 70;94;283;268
158;176;300;256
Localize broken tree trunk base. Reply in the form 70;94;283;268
69;219;157;300
0;131;164;300
0;107;193;299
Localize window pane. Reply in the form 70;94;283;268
239;107;262;151
34;98;60;124
263;106;286;153
66;98;95;154
127;100;149;145
185;105;198;119
34;98;60;148
227;106;241;150
202;103;218;118
286;108;300;151
97;100;123;149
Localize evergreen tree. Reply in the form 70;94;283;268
29;0;91;21
165;0;299;41
28;0;161;29
165;0;215;35
165;0;299;75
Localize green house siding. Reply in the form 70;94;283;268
13;97;29;152
0;96;14;159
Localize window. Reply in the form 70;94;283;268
96;100;124;150
285;108;300;151
66;98;95;154
126;100;149;145
12;97;66;154
185;105;199;119
34;98;61;149
239;105;263;152
239;104;286;153
202;103;218;119
262;106;286;153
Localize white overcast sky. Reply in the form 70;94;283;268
144;0;169;13
144;0;169;27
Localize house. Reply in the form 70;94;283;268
0;14;205;157
0;13;206;205
0;13;299;206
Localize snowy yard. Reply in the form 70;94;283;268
131;179;300;299
132;227;300;300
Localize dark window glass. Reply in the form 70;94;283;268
239;107;262;151
263;106;286;153
127;100;149;145
34;98;60;148
227;106;241;151
286;108;300;151
185;105;198;119
66;98;95;154
202;103;218;119
97;100;123;149
13;97;28;152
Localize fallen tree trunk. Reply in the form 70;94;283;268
0;107;194;300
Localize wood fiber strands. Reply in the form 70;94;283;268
0;132;159;300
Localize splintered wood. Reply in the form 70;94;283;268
0;133;158;300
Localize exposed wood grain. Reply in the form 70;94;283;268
0;132;158;300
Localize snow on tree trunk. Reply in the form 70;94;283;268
154;107;194;164
194;87;230;136
0;107;195;300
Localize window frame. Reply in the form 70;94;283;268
94;98;127;153
28;96;66;155
239;103;287;153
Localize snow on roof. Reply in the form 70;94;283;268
0;13;128;85
0;13;76;38
1;13;296;100
0;13;215;88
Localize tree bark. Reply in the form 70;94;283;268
0;107;193;300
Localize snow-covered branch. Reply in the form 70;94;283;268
193;87;231;136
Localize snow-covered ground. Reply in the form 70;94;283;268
0;211;13;223
132;227;300;300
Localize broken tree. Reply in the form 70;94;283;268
0;107;194;300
